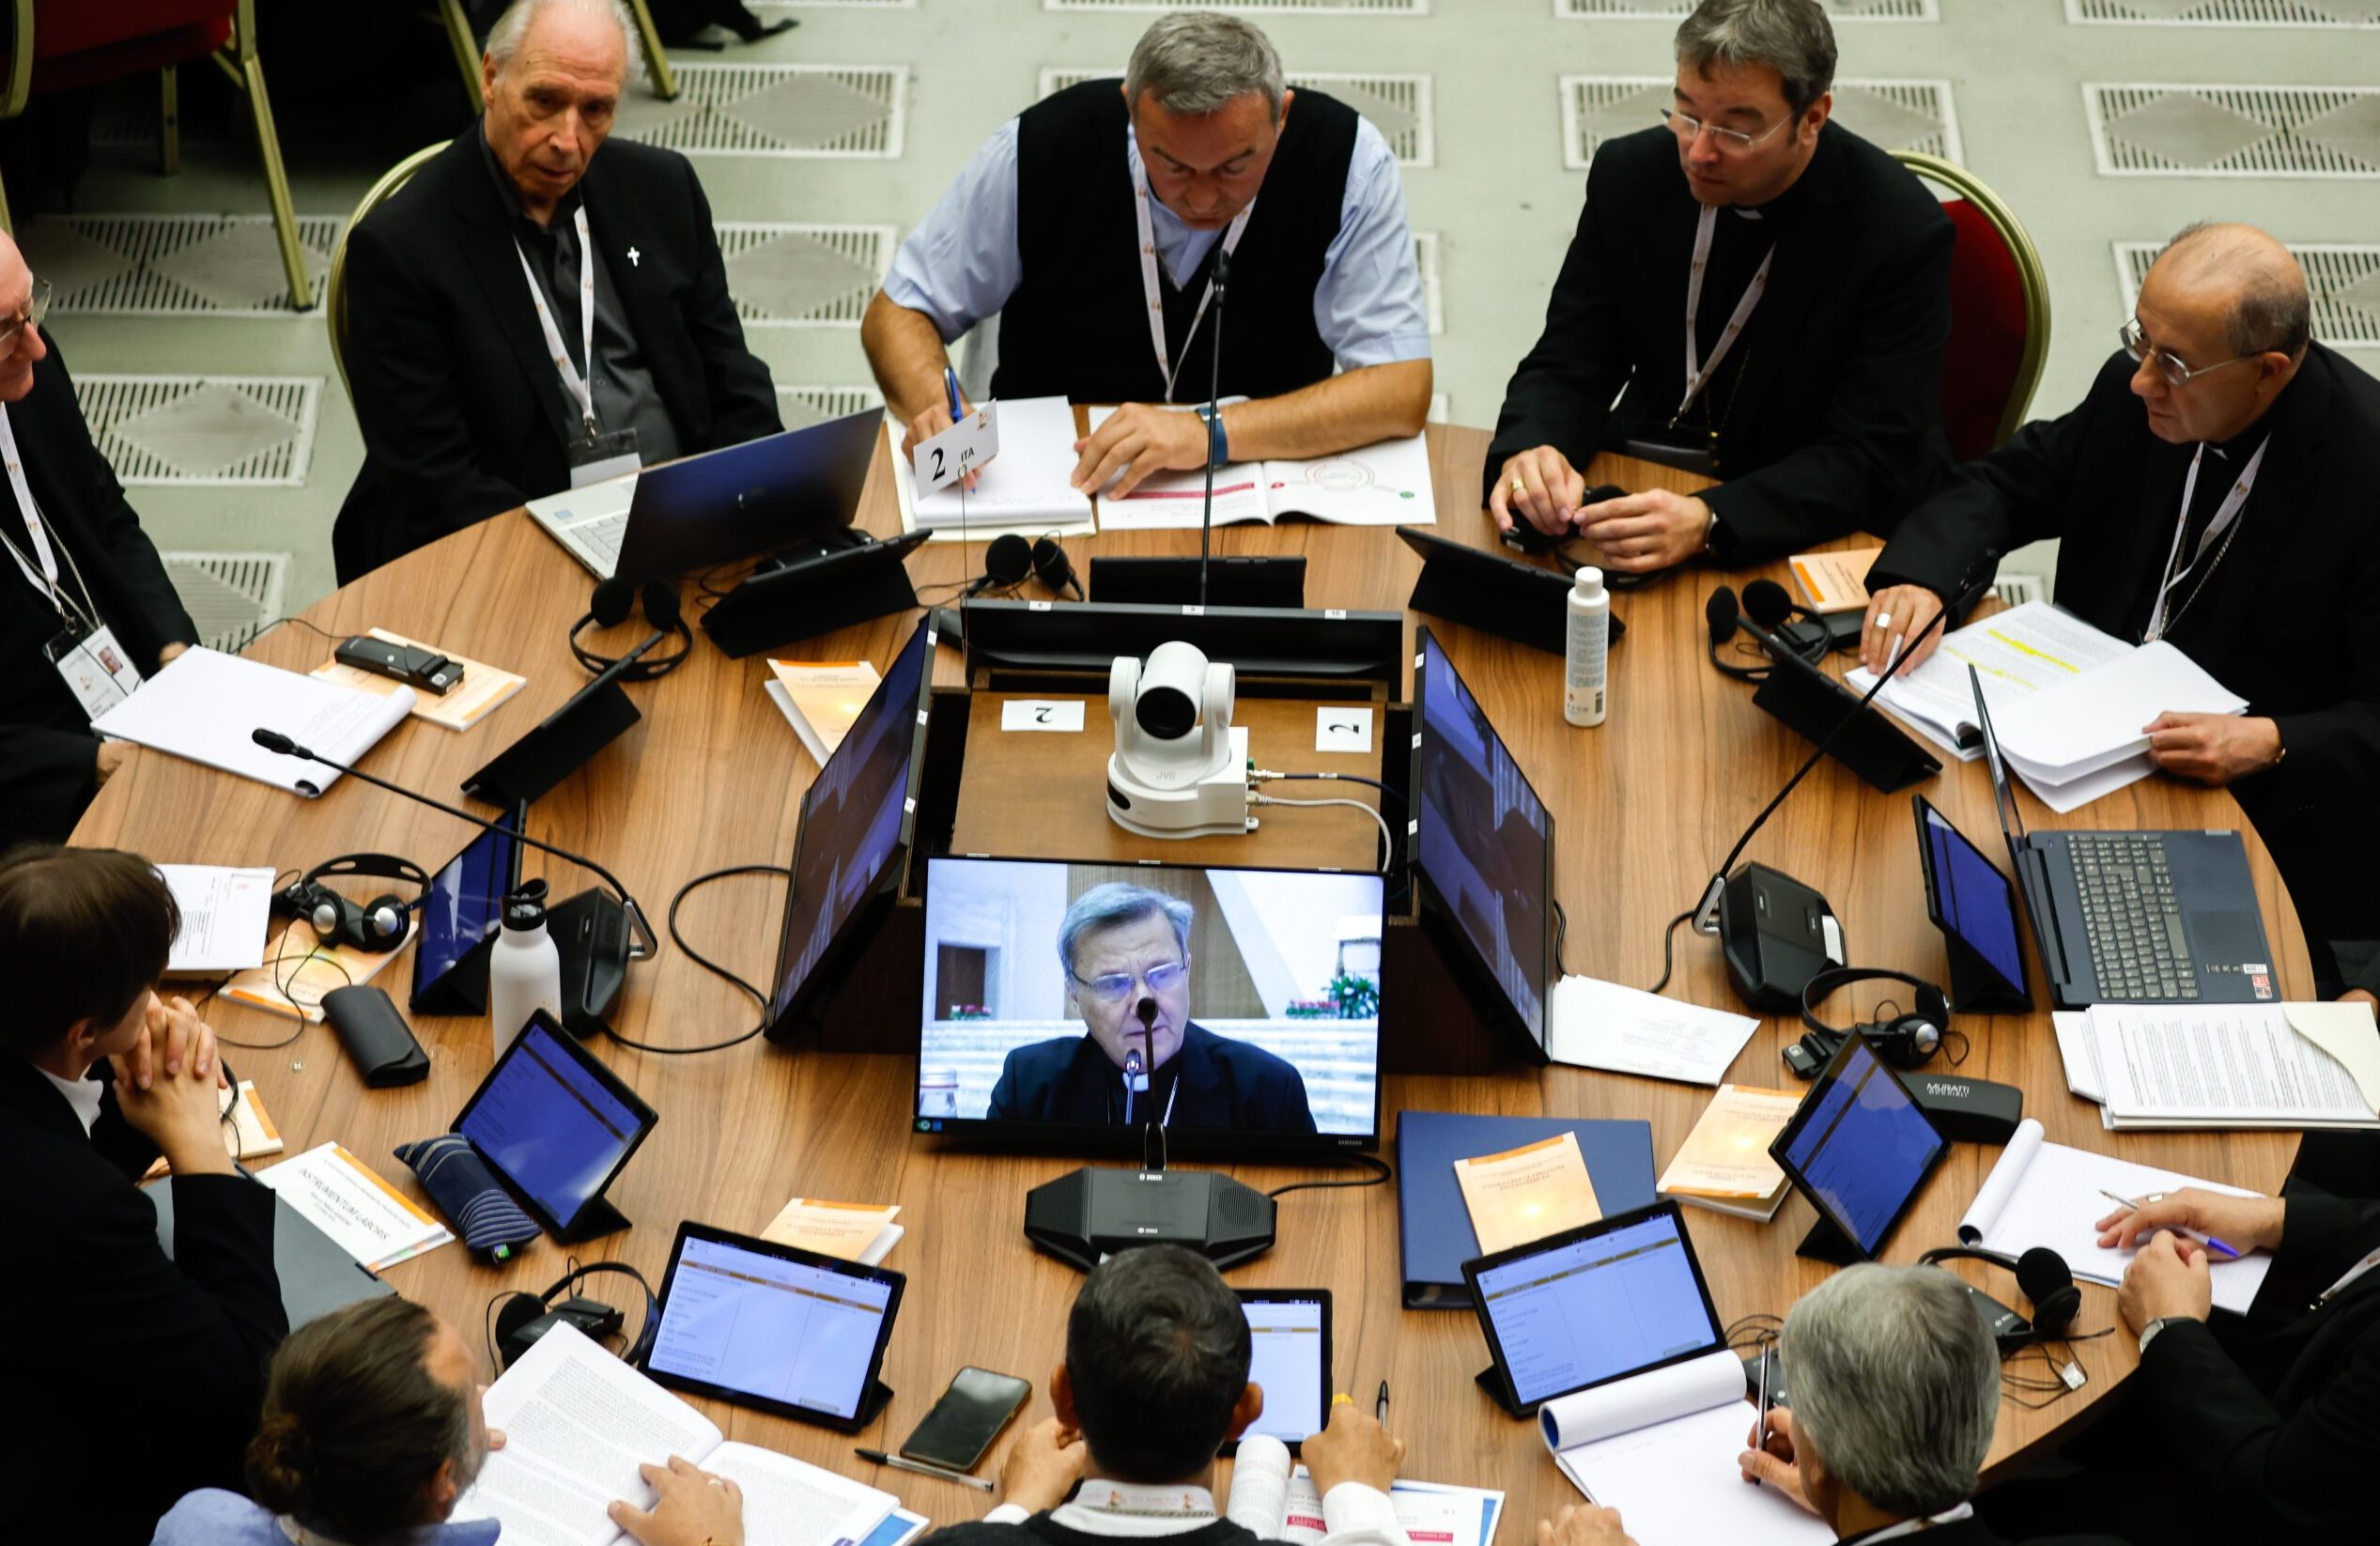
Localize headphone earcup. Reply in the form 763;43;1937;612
983;532;1031;591
641;578;682;631
589;576;638;627
492;1291;549;1369
306;893;347;943
2017;1246;2080;1337
358;893;410;951
1032;536;1081;600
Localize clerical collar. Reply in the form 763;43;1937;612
1068;1479;1218;1519
477;122;584;232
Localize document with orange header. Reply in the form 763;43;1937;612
761;1196;904;1264
310;628;525;732
1455;1132;1602;1257
764;659;880;765
258;1142;452;1272
1788;546;1881;613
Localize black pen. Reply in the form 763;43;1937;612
854;1446;995;1492
1751;1344;1773;1487
1376;1379;1390;1425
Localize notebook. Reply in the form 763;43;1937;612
90;646;414;796
1394;1111;1655;1307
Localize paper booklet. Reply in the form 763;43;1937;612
160;864;276;974
91;646;415;796
762;1196;904;1265
1538;1349;1831;1544
1657;1086;1800;1221
1089;411;1436;531
1454;1132;1602;1258
1787;547;1881;613
2079;1000;2380;1132
310;628;526;733
1957;1118;2274;1315
219;916;414;1023
456;1324;899;1546
1546;975;1760;1086
891;396;1094;541
764;659;881;765
257;1142;451;1273
1226;1435;1504;1546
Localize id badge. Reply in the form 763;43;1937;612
569;425;641;488
44;622;143;721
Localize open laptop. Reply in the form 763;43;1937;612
1969;665;2274;1008
526;408;879;581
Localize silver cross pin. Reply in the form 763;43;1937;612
626;246;641;268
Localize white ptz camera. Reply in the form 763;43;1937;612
1106;641;1252;840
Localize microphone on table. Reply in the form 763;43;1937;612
1136;995;1167;1174
1197;245;1232;611
251;728;655;1032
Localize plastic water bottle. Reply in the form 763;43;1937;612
487;879;563;1059
1565;565;1610;727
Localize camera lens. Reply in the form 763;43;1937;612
1136;686;1197;739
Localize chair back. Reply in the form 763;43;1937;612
1893;150;2050;461
328;143;447;403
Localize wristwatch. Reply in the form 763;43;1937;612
2136;1315;2193;1354
1197;403;1230;469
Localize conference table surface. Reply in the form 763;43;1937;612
76;421;2310;1532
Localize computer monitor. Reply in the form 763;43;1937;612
763;617;935;1042
1769;1033;1949;1261
915;857;1385;1154
1411;626;1556;1059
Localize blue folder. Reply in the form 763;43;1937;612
1395;1110;1657;1308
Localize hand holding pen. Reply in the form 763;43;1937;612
2094;1186;2287;1260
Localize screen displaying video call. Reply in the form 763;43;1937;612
916;858;1384;1141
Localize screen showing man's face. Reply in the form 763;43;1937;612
1068;912;1192;1073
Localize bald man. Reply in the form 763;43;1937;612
1860;222;2380;966
0;231;198;847
334;0;779;581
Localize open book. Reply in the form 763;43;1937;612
1539;1350;1830;1544
1090;411;1435;531
455;1324;899;1546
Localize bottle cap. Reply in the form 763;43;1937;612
502;877;549;930
1574;565;1605;593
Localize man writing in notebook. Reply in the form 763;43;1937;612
861;11;1431;499
1856;221;2380;987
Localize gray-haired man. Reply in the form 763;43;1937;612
984;883;1315;1133
862;10;1431;501
1739;1265;2130;1546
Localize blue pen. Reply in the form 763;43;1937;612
2099;1188;2242;1259
944;365;963;422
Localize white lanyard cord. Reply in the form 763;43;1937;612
514;205;600;438
1675;204;1772;425
2146;434;2267;642
0;403;99;633
1130;160;1254;405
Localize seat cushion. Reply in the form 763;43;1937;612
1936;196;2031;463
27;20;231;95
32;0;229;58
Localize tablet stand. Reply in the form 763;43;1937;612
1475;1366;1538;1421
1751;651;1939;794
1938;928;2031;1014
556;1194;631;1245
701;535;920;658
850;1378;894;1430
1794;1213;1865;1266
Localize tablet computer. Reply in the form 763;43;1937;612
1769;1032;1950;1263
1234;1288;1331;1454
1462;1200;1724;1418
410;809;526;1013
453;1011;657;1240
645;1221;906;1432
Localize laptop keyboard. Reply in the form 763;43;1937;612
574;511;629;569
2069;833;2200;1001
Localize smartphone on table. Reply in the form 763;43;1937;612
899;1367;1032;1471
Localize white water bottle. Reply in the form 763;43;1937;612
1565;565;1610;727
487;879;563;1059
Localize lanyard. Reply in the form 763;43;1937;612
1859;1504;1976;1542
514;205;600;438
2146;435;2267;642
1071;1480;1217;1519
2317;1247;2380;1308
0;403;96;631
1675;205;1772;425
1130;155;1254;404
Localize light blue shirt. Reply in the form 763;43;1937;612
884;114;1431;374
151;1490;502;1546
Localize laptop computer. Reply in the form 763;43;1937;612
526;408;880;581
1969;665;2275;1008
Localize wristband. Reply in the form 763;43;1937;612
1198;404;1229;469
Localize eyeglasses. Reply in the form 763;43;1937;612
1070;959;1188;1006
2120;317;2250;388
1661;105;1790;155
0;276;50;354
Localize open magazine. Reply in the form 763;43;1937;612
1090;410;1435;530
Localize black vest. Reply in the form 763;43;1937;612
994;80;1357;405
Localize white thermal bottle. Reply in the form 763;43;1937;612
1565;565;1611;727
487;880;563;1059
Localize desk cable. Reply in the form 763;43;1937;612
1264;1151;1393;1199
1249;770;1399;873
601;863;795;1055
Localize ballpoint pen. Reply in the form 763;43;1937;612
854;1446;996;1492
1376;1379;1390;1426
944;364;964;422
2097;1188;2242;1259
1751;1338;1773;1486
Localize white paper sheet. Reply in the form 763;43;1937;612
1000;698;1087;732
91;647;415;796
2086;1003;2380;1129
1847;601;2131;754
1994;642;2246;782
1088;412;1434;529
1546;975;1760;1085
160;864;276;973
2051;1012;2104;1102
892;398;1093;538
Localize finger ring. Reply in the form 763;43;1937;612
1874;612;1892;630
707;1479;726;1490
1510;477;1526;496
1331;1392;1353;1406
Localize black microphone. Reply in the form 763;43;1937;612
1197;246;1232;611
1136;995;1167;1173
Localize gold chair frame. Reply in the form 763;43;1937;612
1893;149;2052;450
325;142;447;404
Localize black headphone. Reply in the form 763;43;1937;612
1918;1245;2082;1344
490;1260;659;1371
1031;533;1083;599
272;854;430;953
570;576;691;682
965;533;1080;600
1797;966;1952;1072
1707;581;1831;681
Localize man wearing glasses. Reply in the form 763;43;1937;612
986;883;1317;1133
1486;0;1952;572
0;232;200;848
1862;223;2380;984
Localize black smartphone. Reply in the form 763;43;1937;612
899;1367;1031;1471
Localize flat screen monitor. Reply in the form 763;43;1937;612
1412;626;1555;1058
454;1011;657;1237
915;857;1385;1153
1770;1034;1949;1260
765;617;935;1041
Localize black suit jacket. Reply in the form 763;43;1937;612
1846;1517;2126;1546
985;1022;1317;1133
334;130;780;581
1869;345;2380;946
1485;122;1953;561
0;1058;286;1545
0;338;198;849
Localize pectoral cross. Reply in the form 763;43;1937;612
626;246;641;268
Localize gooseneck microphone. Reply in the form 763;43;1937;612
1197;246;1232;611
1136;995;1167;1173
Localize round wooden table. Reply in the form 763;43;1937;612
75;422;2307;1528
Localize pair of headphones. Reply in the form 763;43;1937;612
489;1260;659;1371
1705;581;1831;681
570;576;692;682
272;854;430;953
966;532;1080;600
1918;1245;2082;1345
1795;966;1953;1073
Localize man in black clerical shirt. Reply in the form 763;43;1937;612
0;230;198;849
1487;0;1952;571
1861;223;2380;968
986;883;1317;1134
334;0;779;581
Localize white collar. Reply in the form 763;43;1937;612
33;1063;102;1136
1061;1478;1219;1520
1855;1502;1975;1542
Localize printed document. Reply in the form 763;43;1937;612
1846;601;2130;762
2083;1001;2380;1130
1454;1132;1602;1257
1546;974;1760;1085
1090;412;1436;529
91;646;415;796
160;864;276;974
257;1142;452;1272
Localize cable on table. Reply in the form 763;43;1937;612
601;864;792;1056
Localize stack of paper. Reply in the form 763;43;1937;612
2074;1001;2380;1131
761;1196;904;1264
1090;414;1436;530
1545;975;1759;1085
764;659;881;765
1228;1439;1503;1546
90;646;415;796
1657;1085;1800;1221
891;396;1092;540
310;628;526;732
160;864;276;974
1454;1132;1602;1256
